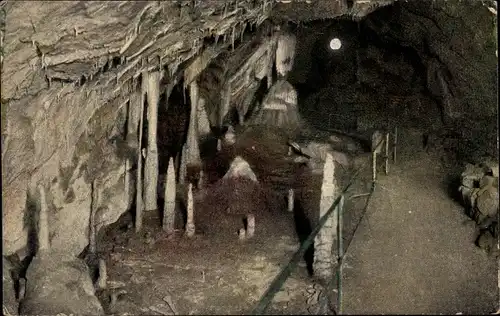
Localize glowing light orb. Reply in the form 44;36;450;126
329;38;342;50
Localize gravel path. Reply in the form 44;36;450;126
341;128;498;315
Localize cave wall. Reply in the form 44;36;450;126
289;1;497;159
1;0;273;257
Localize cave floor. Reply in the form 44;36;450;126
341;128;498;315
98;125;373;315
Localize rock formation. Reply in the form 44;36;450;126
459;161;499;253
313;153;339;281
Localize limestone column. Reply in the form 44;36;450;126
135;72;147;232
144;71;161;212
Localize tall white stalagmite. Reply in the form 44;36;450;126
186;80;201;166
185;183;195;237
275;33;297;77
313;153;338;281
37;184;50;254
136;72;147;232
144;71;161;211
163;157;176;234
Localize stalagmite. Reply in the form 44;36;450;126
163;157;176;234
185;183;195;237
217;139;222;151
246;214;255;238
287;188;294;212
37;184;50;254
313;153;338;281
144;71;161;212
186;80;201;166
224;125;236;146
136;72;147;232
97;259;107;290
238;228;246;240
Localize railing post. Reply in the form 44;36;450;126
393;126;398;163
337;194;345;315
385;132;390;175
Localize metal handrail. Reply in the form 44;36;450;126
251;161;369;315
251;128;397;315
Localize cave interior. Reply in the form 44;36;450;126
1;0;498;315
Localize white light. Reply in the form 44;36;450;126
329;38;342;50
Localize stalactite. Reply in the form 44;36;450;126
197;97;211;137
135;72;147;233
313;153;338;281
163;157;176;234
276;33;297;77
240;23;246;42
144;70;161;212
37;184;50;254
185;183;195;237
186;80;201;166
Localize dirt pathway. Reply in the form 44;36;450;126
341;128;498;315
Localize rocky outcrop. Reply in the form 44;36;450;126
459;161;499;253
19;254;104;315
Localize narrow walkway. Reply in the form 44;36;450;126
342;129;498;315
